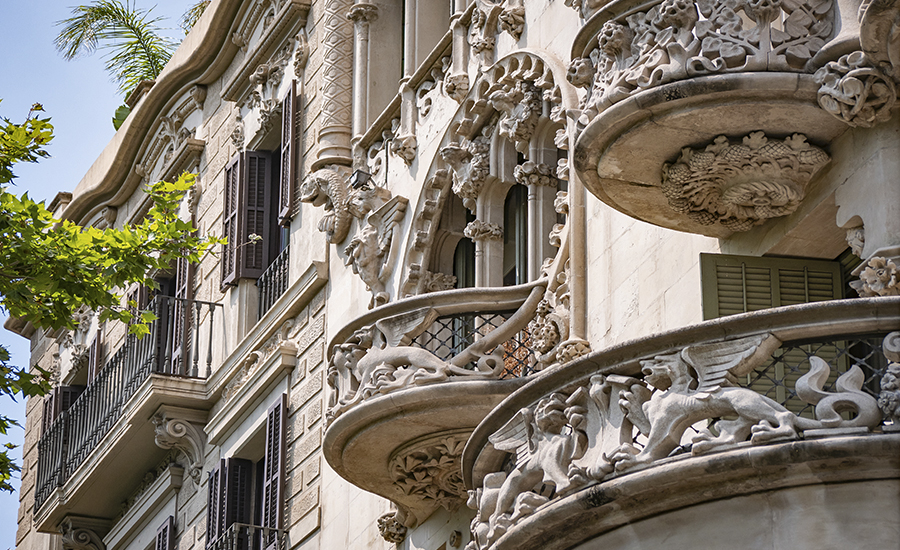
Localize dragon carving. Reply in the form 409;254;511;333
300;167;352;243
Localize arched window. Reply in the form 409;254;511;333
453;236;475;289
503;184;528;286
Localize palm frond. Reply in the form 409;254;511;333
54;0;176;96
181;1;211;35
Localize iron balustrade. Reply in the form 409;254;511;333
34;296;222;512
257;247;290;319
207;523;285;550
410;311;538;378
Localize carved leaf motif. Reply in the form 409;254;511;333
784;9;813;37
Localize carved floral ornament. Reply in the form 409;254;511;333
466;333;885;550
660;132;830;231
390;433;469;511
567;0;836;123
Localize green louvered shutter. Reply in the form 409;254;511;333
700;253;842;320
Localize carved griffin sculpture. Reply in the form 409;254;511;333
299;167;352;243
610;334;882;470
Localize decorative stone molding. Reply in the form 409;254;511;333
300;167;353;243
514;161;558;187
498;5;525;41
469;333;883;549
231;113;245;150
879;332;900;426
568;0;836;122
660;132;830;232
389;433;468;511
117;455;182;520
152;411;206;485
814;52;897;128
421;271;458;293
223;319;298;402
850;256;900;297
60;517;109;550
464;220;503;242
343;183;409;308
294;28;310;76
491;80;543;153
377;512;408;543
399;169;453;298
245;40;294;132
548;191;568;247
846;225;865;257
442;136;491;211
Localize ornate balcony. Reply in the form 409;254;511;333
569;0;900;238
462;297;900;550
34;296;223;532
323;280;552;528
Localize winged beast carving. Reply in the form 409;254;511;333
300;167;352;243
609;334;882;471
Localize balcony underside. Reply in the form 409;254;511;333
35;375;211;533
573;73;848;238
323;378;526;527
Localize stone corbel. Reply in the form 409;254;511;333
391;80;418;164
152;406;208;485
60;516;110;550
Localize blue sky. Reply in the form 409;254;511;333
0;2;194;546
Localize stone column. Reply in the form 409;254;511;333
348;3;378;139
403;0;416;76
464;220;503;287
315;0;354;169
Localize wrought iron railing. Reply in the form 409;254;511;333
207;523;285;550
34;296;222;511
410;312;538;378
257;247;290;319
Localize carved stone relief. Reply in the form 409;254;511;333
318;0;354;163
879;332;900;426
814;52;897;128
400;170;452;298
568;0;836;122
468;333;884;549
377;511;408;543
244;39;295;132
660;132;830;232
299;167;353;244
389;433;468;511
464;220;503;242
421;271;458;292
343;182;409;308
442;136;492;211
846;225;865;257
850;256;900;296
60;517;108;550
222;319;298;402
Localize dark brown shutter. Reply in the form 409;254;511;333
278;81;296;226
206;461;222;547
222;154;241;288
223;458;253;531
241;152;272;278
156;516;175;550
700;253;842;320
262;394;286;542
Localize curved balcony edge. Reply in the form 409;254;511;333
487;434;900;550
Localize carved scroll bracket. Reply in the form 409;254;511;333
60;516;110;550
152;407;208;485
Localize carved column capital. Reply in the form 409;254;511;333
60;517;109;550
347;3;378;23
464;220;503;242
152;408;207;485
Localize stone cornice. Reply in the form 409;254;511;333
59;0;248;226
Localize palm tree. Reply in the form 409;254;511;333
55;0;210;128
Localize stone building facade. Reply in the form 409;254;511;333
8;0;900;549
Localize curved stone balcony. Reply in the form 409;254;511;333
569;0;900;237
323;280;551;527
461;297;900;550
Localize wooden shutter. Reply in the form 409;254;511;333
206;461;223;547
261;394;287;542
241;152;272;278
156;516;175;550
278;81;296;226
222;154;241;288
700;253;842;320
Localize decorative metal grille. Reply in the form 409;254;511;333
409;312;538;378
